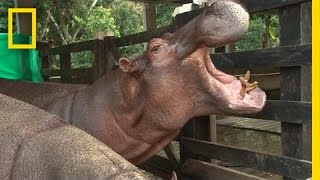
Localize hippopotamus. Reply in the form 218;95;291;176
0;0;266;165
0;94;147;180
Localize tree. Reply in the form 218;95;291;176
74;6;120;40
156;4;174;27
0;0;15;33
108;0;145;56
35;0;119;45
236;14;279;51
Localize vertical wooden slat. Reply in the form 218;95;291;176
42;56;49;81
180;116;210;164
279;3;311;179
60;53;71;83
37;42;52;81
300;1;312;161
92;39;106;81
14;0;33;34
143;4;157;31
105;36;119;71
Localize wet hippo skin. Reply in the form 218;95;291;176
0;0;266;165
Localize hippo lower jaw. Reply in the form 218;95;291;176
203;48;266;114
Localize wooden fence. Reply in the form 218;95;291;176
38;0;312;179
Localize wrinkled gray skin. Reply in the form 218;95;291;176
0;0;266;165
0;94;146;180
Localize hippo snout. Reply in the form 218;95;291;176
200;0;250;47
173;0;250;59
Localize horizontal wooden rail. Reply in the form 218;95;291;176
112;25;174;47
180;137;312;179
211;44;311;69
181;159;265;180
242;0;310;13
238;100;311;124
41;68;92;77
139;155;174;180
40;40;96;56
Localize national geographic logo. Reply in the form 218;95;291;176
8;8;36;49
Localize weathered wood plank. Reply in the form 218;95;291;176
40;40;95;56
60;54;72;83
182;159;266;180
92;39;106;81
139;155;174;180
104;36;120;71
300;1;312;161
180;116;211;163
216;117;281;134
242;100;311;124
211;44;311;69
180;137;312;179
163;143;180;172
37;42;52;81
278;5;309;180
222;67;280;77
242;0;310;14
143;4;157;31
113;25;174;47
42;68;92;77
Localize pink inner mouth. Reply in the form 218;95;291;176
203;53;266;113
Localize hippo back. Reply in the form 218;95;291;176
0;93;146;180
0;78;88;109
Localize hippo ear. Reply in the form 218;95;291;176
118;57;133;72
118;57;143;77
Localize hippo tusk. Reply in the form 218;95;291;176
171;171;178;180
239;71;259;98
244;70;250;80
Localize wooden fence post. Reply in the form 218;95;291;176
300;1;312;161
37;42;52;81
104;36;120;71
60;53;71;83
92;39;106;81
279;3;311;180
180;116;211;164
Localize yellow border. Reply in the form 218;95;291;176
312;0;319;179
8;8;36;49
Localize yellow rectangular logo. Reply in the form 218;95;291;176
8;8;36;49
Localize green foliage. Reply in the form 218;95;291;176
156;4;174;27
0;0;15;33
109;0;144;36
268;15;280;44
108;0;145;56
236;15;279;51
75;6;119;40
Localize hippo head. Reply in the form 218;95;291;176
117;0;266;130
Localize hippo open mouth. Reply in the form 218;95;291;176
167;0;267;114
202;48;266;114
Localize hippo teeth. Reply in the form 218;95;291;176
239;70;258;99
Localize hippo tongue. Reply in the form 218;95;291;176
204;55;266;113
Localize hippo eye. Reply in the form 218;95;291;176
151;44;161;54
